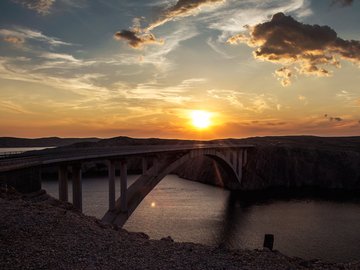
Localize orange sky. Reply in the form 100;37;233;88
1;0;360;139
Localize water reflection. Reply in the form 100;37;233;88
42;175;360;263
216;191;249;248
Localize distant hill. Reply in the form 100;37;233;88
0;137;100;147
62;136;202;148
2;135;360;153
61;135;360;153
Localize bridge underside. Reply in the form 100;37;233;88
0;145;252;227
102;148;248;227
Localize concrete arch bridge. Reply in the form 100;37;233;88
0;145;253;227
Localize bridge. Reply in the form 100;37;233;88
0;144;253;227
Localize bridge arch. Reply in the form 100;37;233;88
102;148;245;227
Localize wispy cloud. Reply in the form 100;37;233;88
207;89;281;113
204;0;311;39
0;27;72;46
123;78;206;104
3;36;25;45
227;12;360;86
0;56;106;98
12;0;55;15
114;0;224;49
146;0;225;31
0;100;35;114
11;0;86;15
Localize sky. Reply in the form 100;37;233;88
0;0;360;139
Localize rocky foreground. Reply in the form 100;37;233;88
1;189;359;270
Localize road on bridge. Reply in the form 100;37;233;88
0;144;254;173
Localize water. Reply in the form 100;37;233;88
42;175;360;263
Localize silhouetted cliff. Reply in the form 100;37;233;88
174;136;360;191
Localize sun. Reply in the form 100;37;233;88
191;110;212;129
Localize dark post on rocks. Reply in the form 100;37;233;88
263;234;274;250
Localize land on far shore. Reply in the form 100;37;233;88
1;135;360;151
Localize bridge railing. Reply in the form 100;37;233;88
0;151;25;159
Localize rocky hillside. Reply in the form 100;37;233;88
1;188;358;269
174;136;360;191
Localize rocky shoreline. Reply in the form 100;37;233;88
1;188;359;270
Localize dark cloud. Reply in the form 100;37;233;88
331;117;343;122
114;30;163;49
331;0;354;6
325;114;343;121
227;12;360;86
12;0;55;15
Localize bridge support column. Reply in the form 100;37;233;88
120;160;127;212
231;150;237;167
226;151;231;163
142;157;148;175
237;150;243;182
152;156;159;175
243;149;248;165
72;164;82;212
58;165;68;202
108;160;116;211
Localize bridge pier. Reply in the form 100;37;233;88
120;160;127;212
151;156;159;176
142;157;148;175
58;165;68;202
108;160;116;210
72;164;82;212
225;151;231;163
243;149;248;165
237;150;243;181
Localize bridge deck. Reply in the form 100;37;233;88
0;144;254;172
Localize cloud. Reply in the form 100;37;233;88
227;12;360;86
275;67;292;86
206;0;311;38
115;0;224;49
3;36;25;45
207;89;280;113
123;78;206;104
324;114;343;121
331;0;354;6
0;27;72;46
12;0;55;15
146;0;225;31
298;95;309;105
114;30;164;49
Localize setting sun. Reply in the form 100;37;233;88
191;110;212;129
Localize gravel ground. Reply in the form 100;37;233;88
0;189;359;270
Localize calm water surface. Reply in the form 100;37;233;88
42;175;360;263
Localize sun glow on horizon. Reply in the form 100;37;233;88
190;110;212;129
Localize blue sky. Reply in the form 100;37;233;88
0;0;359;138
